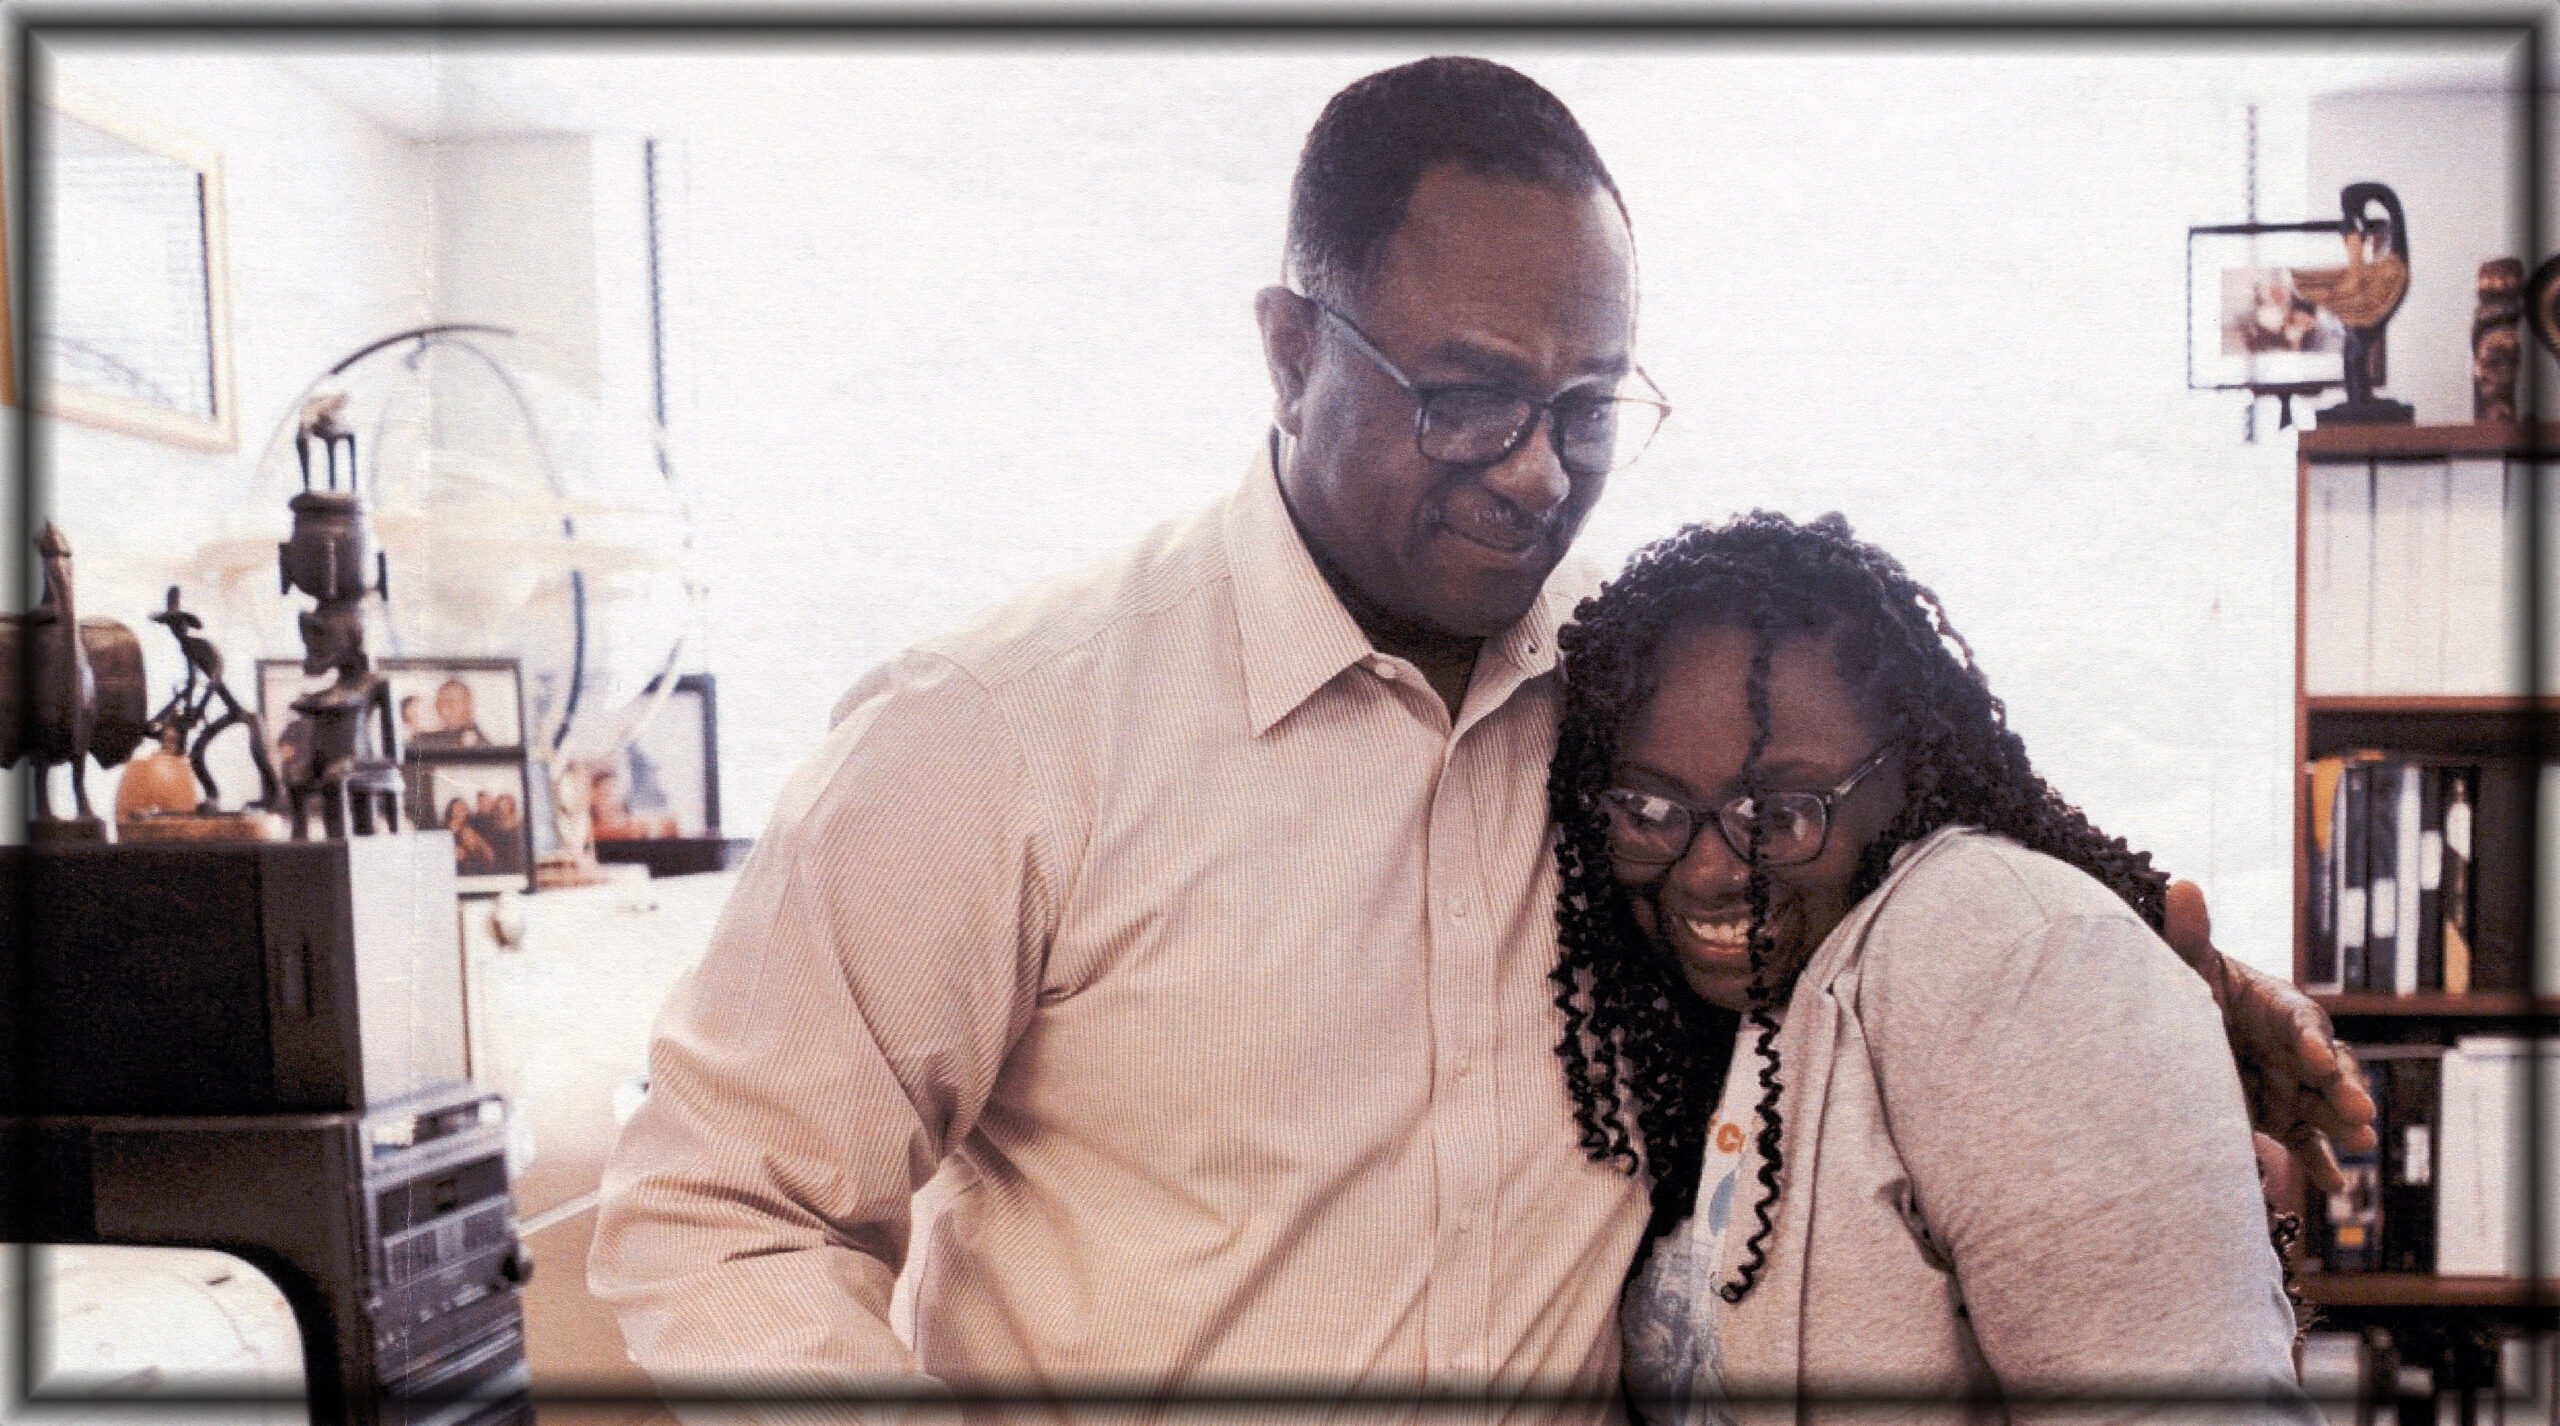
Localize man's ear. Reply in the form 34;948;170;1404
1254;286;1317;438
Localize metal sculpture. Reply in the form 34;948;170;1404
134;585;284;818
277;393;404;838
0;524;147;838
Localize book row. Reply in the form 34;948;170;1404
2311;1038;2558;1279
2302;754;2539;996
2301;455;2550;697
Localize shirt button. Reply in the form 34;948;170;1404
1453;1053;1473;1079
1448;898;1469;919
1372;661;1398;681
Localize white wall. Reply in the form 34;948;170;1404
2308;84;2558;424
19;43;438;818
19;36;2535;977
632;42;2383;970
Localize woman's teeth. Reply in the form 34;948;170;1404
1682;915;1750;948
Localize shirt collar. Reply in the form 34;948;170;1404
1223;432;1588;737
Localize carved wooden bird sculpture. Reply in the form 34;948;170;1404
2290;226;2411;331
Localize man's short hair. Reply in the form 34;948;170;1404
1286;56;1625;308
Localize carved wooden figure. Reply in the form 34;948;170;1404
0;524;145;837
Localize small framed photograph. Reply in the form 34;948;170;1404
255;659;335;782
408;753;537;895
593;674;720;841
381;658;525;753
2187;221;2352;391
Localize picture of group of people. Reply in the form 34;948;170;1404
411;758;533;885
391;666;523;752
260;656;538;893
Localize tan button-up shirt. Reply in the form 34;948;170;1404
590;444;1646;1421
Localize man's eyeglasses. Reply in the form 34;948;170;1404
1311;301;1670;480
1598;744;1895;871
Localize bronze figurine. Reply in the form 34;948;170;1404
0;524;146;838
276;393;405;839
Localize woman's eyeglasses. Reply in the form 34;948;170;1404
1598;744;1895;871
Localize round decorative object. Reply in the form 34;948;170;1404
2529;253;2560;360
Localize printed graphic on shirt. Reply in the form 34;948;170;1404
1621;1037;1760;1426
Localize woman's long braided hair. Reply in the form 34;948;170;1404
1547;511;2170;1298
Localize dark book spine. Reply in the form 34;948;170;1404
2365;759;2402;994
2441;766;2477;995
2470;759;2533;994
2320;1143;2385;1271
2339;762;2371;994
2415;766;2446;993
2371;1048;2443;1273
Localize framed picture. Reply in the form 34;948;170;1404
255;659;334;782
408;752;537;895
593;673;719;841
381;658;526;753
2186;221;2352;392
35;88;237;450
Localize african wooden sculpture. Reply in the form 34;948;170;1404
277;393;405;839
0;524;146;839
115;585;288;841
2291;183;2414;425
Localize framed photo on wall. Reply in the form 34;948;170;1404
2186;220;2352;393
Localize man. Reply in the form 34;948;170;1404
591;56;2369;1420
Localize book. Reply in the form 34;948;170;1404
2468;760;2534;994
2304;459;2373;695
2369;460;2446;692
2365;758;2402;994
2318;1139;2385;1272
2439;765;2476;995
2540;762;2560;999
2540;460;2560;697
2390;761;2422;996
2304;756;2344;992
2361;1044;2442;1273
2441;456;2514;694
2436;1036;2535;1277
2413;764;2444;993
2337;760;2371;994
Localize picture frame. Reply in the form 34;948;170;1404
254;659;334;780
381;657;527;754
592;673;719;842
34;87;237;450
2186;221;2351;393
406;751;537;895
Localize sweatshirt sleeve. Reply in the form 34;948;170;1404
1856;880;2318;1426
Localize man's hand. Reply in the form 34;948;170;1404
2161;879;2378;1200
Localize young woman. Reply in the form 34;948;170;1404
1546;512;2316;1426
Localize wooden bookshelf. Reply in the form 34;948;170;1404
2299;1273;2557;1310
2316;992;2560;1020
2287;425;2551;1341
2297;420;2559;461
